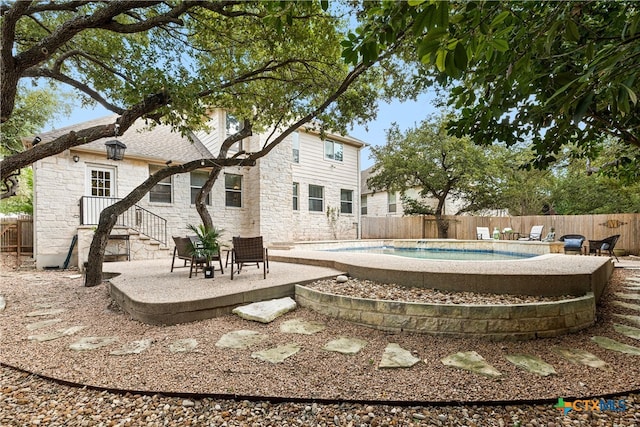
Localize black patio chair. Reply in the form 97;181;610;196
230;236;269;280
170;236;208;278
588;234;620;262
559;234;586;255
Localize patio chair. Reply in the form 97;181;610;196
518;225;544;241
559;234;586;255
170;236;208;278
230;236;269;280
476;227;492;240
588;234;620;262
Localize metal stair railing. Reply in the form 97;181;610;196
80;196;167;245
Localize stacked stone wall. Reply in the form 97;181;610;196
295;285;596;340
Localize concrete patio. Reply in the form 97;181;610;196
107;248;614;326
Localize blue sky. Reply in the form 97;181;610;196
47;92;438;171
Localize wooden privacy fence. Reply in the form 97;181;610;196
0;215;34;257
361;213;640;255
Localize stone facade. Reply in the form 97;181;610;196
32;111;364;269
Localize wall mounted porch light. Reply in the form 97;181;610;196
105;139;127;160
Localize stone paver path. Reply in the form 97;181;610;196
215;330;268;349
110;339;154;355
505;354;557;377
552;347;611;370
251;343;301;363
168;338;198;353
441;351;502;378
70;336;119;351
28;325;85;342
7;271;640;393
379;343;420;368
323;337;367;355
613;323;640;340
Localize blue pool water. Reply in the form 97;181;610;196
328;246;535;261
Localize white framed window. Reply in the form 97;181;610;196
225;173;242;207
88;166;115;197
308;184;324;212
293;182;299;211
149;165;172;203
387;192;397;213
361;195;368;215
190;171;211;205
340;189;353;214
292;132;300;163
324;139;343;161
226;112;243;152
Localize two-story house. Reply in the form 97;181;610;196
31;109;365;269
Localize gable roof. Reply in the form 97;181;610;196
38;115;211;164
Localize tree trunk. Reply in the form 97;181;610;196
85;208;118;287
435;214;449;238
195;165;223;230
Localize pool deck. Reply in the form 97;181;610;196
108;244;615;326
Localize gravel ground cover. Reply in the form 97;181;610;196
1;260;640;426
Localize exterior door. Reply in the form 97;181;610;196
82;165;117;224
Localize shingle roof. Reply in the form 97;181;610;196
39;115;212;163
360;165;376;195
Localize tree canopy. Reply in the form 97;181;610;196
1;1;405;286
367;114;505;237
343;0;640;179
1;1;386;185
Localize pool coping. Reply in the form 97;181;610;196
269;240;614;301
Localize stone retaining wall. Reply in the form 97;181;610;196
295;285;596;341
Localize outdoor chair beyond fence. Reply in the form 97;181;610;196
518;225;544;241
559;234;586;255
230;236;269;280
588;234;620;262
170;236;208;278
476;227;492;240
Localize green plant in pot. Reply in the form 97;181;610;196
187;224;224;278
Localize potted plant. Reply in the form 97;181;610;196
187;224;224;278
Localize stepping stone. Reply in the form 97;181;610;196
66;274;83;279
168;338;198;353
613;323;640;340
614;292;640;300
110;339;154;355
613;314;640;327
441;351;502;378
591;336;640;355
379;343;421;368
26;319;62;331
552;347;611;370
280;318;326;335
28;326;85;342
251;343;301;363
26;308;66;317
612;301;640;311
0;295;5;312
232;297;297;323
505;354;556;377
215;330;267;349
323;337;367;355
69;336;118;351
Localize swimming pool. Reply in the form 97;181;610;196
328;246;536;261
